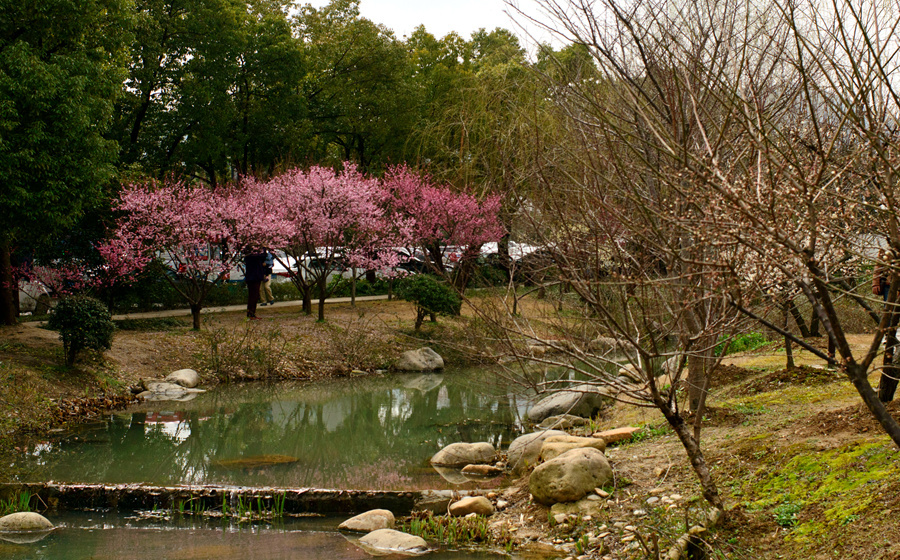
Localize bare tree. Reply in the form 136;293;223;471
468;0;793;519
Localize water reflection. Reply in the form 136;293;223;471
12;370;533;490
0;512;524;560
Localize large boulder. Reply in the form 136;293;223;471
339;509;395;533
395;348;444;372
529;447;614;506
540;435;606;462
358;529;429;555
526;384;609;423
507;430;567;475
165;368;200;388
431;442;496;467
0;512;54;532
449;496;495;517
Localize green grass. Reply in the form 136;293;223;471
715;332;771;357
399;510;491;547
114;317;189;331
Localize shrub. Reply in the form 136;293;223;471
327;276;391;298
47;295;116;366
394;274;461;331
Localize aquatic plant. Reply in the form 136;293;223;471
0;491;33;515
399;510;489;547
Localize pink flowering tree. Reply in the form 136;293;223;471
264;164;409;321
102;178;282;329
381;165;505;289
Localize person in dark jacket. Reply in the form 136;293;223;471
260;250;275;306
244;250;266;319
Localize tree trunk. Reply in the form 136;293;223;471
317;276;326;322
415;308;425;331
879;301;900;402
351;267;356;307
687;353;710;413
451;245;481;294
302;285;312;315
809;308;821;337
0;237;17;325
191;304;201;330
784;302;795;369
787;299;811;338
849;362;900;446
659;405;724;513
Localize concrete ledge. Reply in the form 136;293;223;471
1;483;438;516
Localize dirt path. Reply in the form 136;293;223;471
106;294;389;320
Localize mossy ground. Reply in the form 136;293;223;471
577;333;900;559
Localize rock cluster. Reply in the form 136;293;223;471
137;368;206;402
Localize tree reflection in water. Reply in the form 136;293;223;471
12;369;533;490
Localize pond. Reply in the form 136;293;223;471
0;512;526;560
10;369;534;491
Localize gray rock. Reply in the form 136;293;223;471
339;509;395;532
617;364;643;383
507;430;567;475
139;379;206;402
662;355;682;376
414;490;454;514
529;447;614;506
0;512;54;532
449;496;495;517
431;442;496;467
526;384;609;423
165;368;200;388
538;414;589;430
358;528;429;555
395;347;444;371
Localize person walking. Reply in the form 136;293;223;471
244;250;266;319
260;250;275;306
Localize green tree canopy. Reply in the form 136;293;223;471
0;0;132;324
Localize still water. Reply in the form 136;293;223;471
0;512;524;560
12;369;534;490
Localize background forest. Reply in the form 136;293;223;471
0;0;573;323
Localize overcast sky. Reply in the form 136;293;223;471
301;0;558;56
